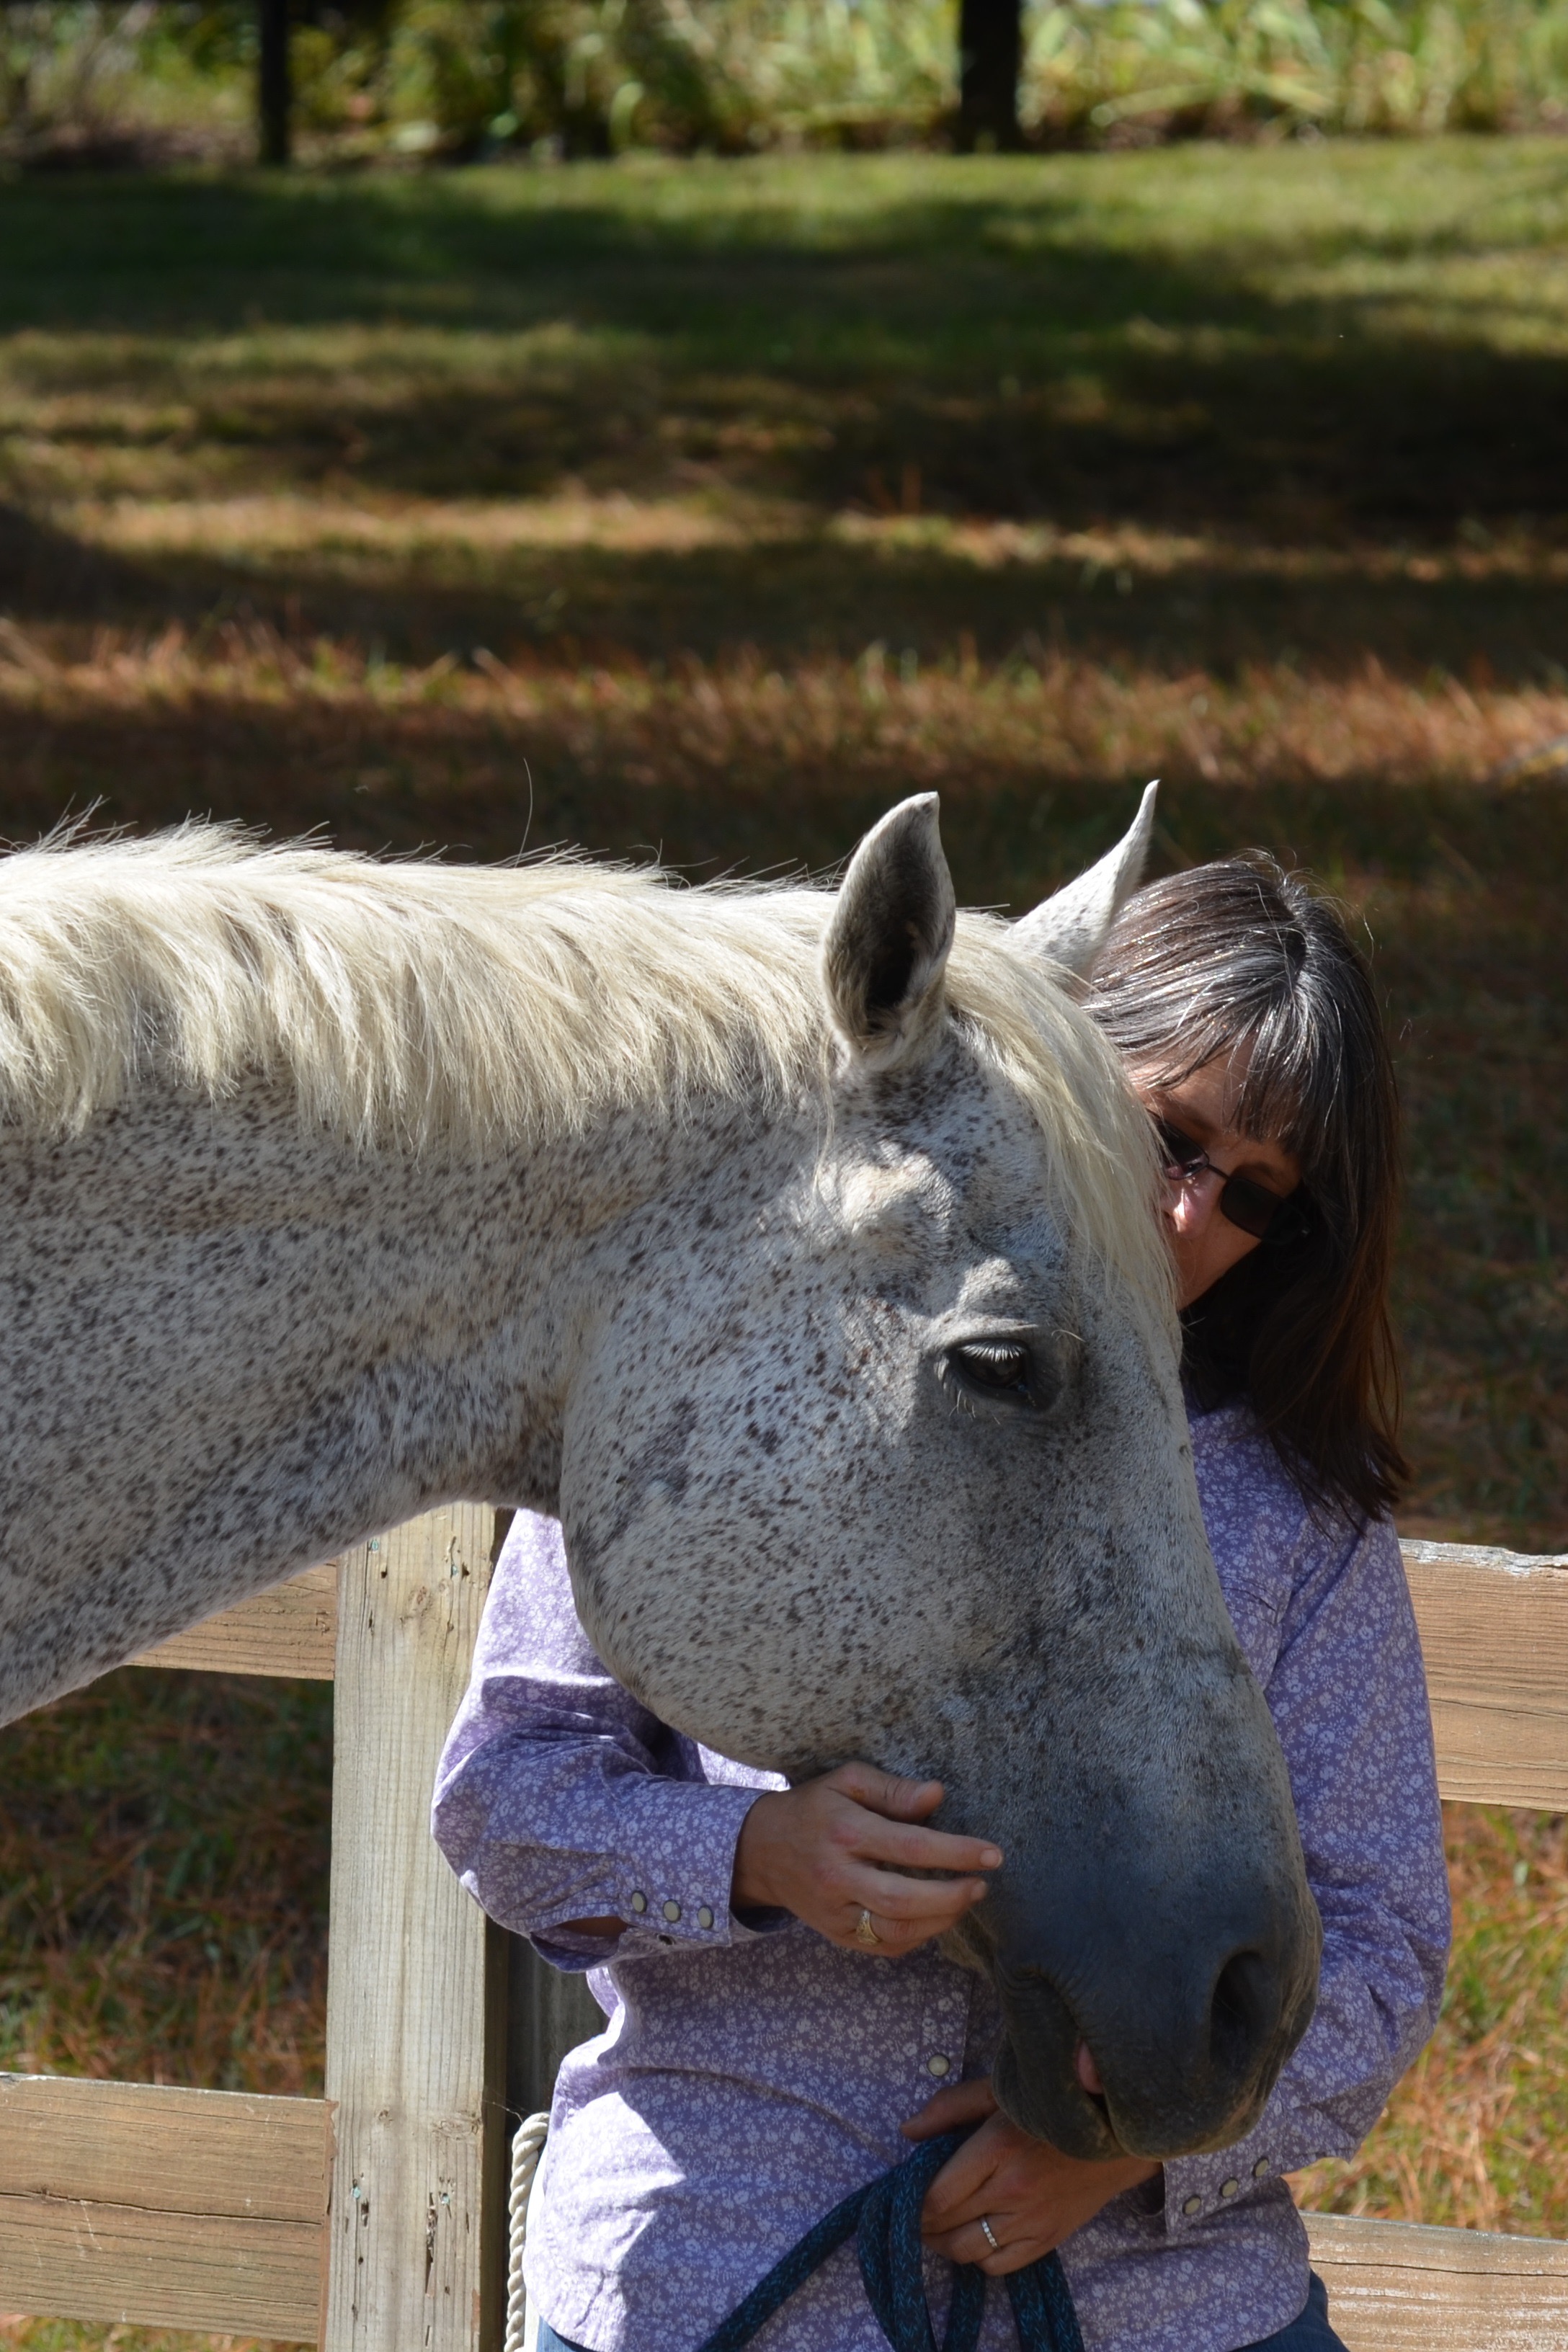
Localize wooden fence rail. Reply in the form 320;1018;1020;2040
0;1525;1564;2350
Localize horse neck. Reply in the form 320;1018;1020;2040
0;1072;735;1719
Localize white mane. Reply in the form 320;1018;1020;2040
0;824;1170;1314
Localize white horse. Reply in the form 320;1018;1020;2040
0;790;1317;2160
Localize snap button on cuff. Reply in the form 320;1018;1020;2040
1220;2178;1239;2198
662;1899;682;1923
698;1905;715;1929
1252;2158;1271;2179
629;1892;647;1914
926;2054;951;2077
1182;2195;1203;2217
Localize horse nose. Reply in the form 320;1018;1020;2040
993;1870;1321;2160
1116;1919;1304;2149
1079;1933;1296;2155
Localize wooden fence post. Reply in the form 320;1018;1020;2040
323;1507;504;2352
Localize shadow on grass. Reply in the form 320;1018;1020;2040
0;682;1558;881
2;163;1567;543
0;502;163;619
40;530;1568;681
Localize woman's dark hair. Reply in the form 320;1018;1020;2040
1084;854;1407;1525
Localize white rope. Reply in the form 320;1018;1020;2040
504;2111;552;2352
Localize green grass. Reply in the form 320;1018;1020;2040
0;2325;290;2351
0;1670;331;2096
5;143;1568;678
0;146;1563;2344
1298;1804;1568;2235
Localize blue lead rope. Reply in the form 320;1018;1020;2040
695;2129;1084;2352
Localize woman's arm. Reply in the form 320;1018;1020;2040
1156;1510;1450;2227
432;1513;760;1964
433;1513;999;1964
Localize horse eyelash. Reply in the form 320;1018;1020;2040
939;1361;1032;1420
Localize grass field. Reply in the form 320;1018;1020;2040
0;141;1565;2347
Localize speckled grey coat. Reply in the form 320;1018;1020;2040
0;789;1317;2157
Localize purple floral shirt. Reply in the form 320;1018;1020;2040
433;1401;1449;2352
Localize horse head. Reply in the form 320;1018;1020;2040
553;791;1320;2161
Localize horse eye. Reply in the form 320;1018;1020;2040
948;1341;1033;1398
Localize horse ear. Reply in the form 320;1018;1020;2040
822;793;956;1073
1011;782;1158;981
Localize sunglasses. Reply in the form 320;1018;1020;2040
1154;1119;1311;1247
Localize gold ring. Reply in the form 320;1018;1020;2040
979;2216;1001;2254
854;1907;882;1947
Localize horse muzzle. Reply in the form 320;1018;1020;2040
987;1853;1322;2160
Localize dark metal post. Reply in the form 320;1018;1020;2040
507;1933;603;2125
258;0;291;164
956;0;1023;151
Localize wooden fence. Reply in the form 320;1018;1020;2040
0;1520;1564;2350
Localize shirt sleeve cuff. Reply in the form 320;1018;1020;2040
1161;2139;1283;2232
535;1781;778;1962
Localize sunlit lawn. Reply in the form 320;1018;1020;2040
0;141;1564;2347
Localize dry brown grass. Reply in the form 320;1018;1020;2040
2;618;1567;812
51;492;1568;588
0;1671;329;2102
1295;1805;1568;2236
0;2327;293;2350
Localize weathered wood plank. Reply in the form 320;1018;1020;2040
1402;1541;1568;1811
0;2195;322;2340
0;2073;329;2220
1306;2211;1568;2351
121;1540;1568;1823
0;2075;328;2340
323;1510;502;2352
133;1562;338;1680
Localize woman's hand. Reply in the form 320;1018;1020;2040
731;1763;1001;1955
904;2079;1160;2273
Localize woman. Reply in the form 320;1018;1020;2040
433;852;1450;2352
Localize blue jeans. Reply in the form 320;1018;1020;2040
538;2273;1346;2352
1242;2272;1347;2350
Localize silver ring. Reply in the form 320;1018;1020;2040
979;2216;1000;2254
854;1907;882;1947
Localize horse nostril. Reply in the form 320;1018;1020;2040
1209;1948;1275;2081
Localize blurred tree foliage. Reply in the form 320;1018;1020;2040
385;0;956;152
0;0;955;151
0;0;1565;157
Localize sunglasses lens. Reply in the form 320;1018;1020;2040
1156;1121;1207;1177
1221;1177;1309;1243
1218;1177;1278;1239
